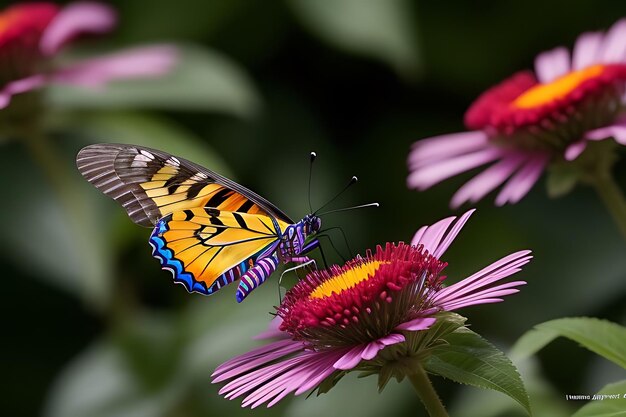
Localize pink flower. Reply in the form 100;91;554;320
0;2;177;109
408;19;626;207
211;209;531;408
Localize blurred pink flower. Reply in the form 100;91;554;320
408;19;626;207
211;209;531;408
0;2;177;109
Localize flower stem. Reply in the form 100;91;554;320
408;365;449;417
589;168;626;241
21;126;108;311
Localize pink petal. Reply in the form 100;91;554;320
432;250;532;310
223;349;342;408
450;153;526;208
212;339;301;379
259;352;343;407
212;341;303;383
441;280;529;310
294;356;344;394
431;209;475;258
243;355;331;408
220;356;301;397
378;333;406;345
40;2;116;56
534;47;570;83
52;45;178;87
585;125;626;145
333;344;367;370
0;75;46;109
495;154;549;206
442;284;525;310
573;32;603;70
361;341;383;360
411;209;475;259
565;140;588;161
395;317;436;331
600;19;626;63
407;147;503;191
412;225;428;247
433;252;530;303
448;251;531;294
443;298;504;309
333;334;405;368
408;131;490;168
413;216;456;255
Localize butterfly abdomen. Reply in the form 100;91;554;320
205;260;247;294
236;255;280;303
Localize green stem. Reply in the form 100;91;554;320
22;127;108;311
408;365;449;417
22;130;83;213
589;169;626;241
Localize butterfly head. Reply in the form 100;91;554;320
303;214;322;235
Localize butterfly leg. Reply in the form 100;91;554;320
319;226;353;257
277;258;317;303
299;237;328;268
315;239;329;268
235;255;280;303
316;234;345;263
278;258;317;284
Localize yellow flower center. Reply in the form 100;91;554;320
309;261;386;299
512;64;605;109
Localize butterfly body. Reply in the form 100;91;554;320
149;208;321;302
77;144;321;302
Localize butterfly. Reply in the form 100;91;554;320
76;143;322;302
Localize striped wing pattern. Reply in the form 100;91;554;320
149;208;288;294
76;144;293;227
76;143;295;297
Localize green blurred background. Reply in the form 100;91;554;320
2;1;626;416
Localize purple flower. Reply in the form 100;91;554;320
211;209;531;408
0;2;177;109
408;19;626;207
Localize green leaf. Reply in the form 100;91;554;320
289;0;419;76
572;380;626;417
425;327;531;415
46;45;260;118
546;163;580;198
511;317;626;370
450;357;575;417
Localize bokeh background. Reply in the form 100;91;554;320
2;1;626;416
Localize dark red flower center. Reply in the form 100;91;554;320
0;3;58;83
464;64;626;148
277;243;447;348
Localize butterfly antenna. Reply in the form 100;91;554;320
317;228;352;261
313;175;358;215
317;202;379;216
308;152;316;213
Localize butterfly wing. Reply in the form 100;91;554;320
150;208;288;295
76;143;294;227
